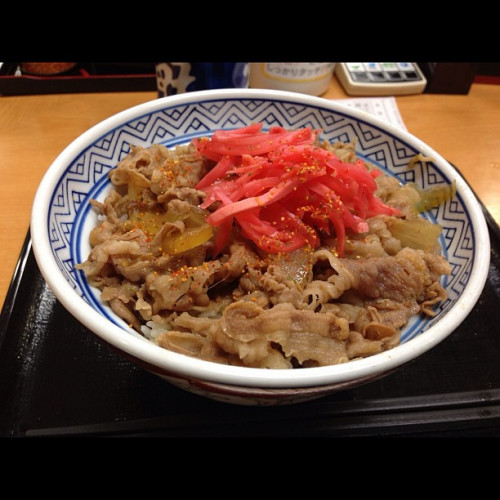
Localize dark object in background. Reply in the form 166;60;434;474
156;62;249;97
0;62;157;96
418;62;479;95
477;62;500;77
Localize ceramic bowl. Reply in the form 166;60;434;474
30;89;490;405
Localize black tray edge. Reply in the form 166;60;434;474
23;387;500;437
0;232;31;352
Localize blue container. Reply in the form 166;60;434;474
156;62;249;97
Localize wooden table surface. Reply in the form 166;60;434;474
1;77;499;309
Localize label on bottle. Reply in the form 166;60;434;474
260;63;335;82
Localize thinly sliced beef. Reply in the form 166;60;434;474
78;139;452;369
341;248;450;305
214;301;350;367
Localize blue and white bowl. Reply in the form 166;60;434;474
30;89;490;405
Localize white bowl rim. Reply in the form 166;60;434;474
30;88;491;389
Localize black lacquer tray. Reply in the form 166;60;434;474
1;195;499;437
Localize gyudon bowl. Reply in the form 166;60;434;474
30;89;490;405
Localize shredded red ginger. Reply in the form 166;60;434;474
193;122;399;257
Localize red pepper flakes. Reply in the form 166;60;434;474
194;123;400;257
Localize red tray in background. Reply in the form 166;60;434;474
0;62;157;95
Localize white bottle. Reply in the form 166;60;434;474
250;63;335;96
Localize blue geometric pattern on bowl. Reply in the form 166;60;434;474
47;97;473;343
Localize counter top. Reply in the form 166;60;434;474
1;78;499;308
